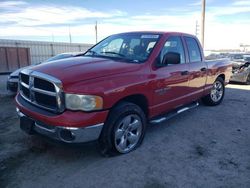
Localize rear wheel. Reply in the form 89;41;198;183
202;77;225;106
98;102;146;156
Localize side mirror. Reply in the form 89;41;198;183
162;52;180;65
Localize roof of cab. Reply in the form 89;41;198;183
116;31;194;36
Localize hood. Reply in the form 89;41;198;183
10;65;35;77
30;56;141;85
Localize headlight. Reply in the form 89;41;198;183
65;94;103;111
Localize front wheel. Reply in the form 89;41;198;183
202;77;225;106
98;102;146;156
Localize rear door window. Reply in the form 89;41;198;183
184;37;202;63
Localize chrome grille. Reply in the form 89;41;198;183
19;69;64;113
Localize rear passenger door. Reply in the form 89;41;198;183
184;36;207;101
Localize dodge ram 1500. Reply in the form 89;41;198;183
16;32;232;155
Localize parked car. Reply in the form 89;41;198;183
205;53;227;60
15;32;232;155
243;55;250;62
229;53;246;68
230;55;250;84
7;52;83;92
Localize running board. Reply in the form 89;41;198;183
150;102;199;124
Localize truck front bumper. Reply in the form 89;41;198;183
15;93;109;143
17;108;104;143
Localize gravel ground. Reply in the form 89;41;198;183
0;84;250;188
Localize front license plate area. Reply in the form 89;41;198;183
20;116;34;134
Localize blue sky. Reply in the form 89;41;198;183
0;0;250;49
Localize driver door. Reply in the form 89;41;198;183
151;36;190;116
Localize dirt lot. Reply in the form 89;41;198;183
0;84;250;188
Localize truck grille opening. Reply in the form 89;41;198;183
19;71;64;113
34;92;57;109
21;86;30;98
20;74;29;85
34;77;55;92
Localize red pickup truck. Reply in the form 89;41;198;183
16;32;232;155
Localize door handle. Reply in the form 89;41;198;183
200;67;207;72
181;71;189;75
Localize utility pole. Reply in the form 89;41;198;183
95;21;98;44
201;0;206;48
69;25;72;43
195;20;199;37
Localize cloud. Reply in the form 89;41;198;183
189;0;250;17
0;0;249;49
208;6;250;17
189;0;214;6
189;1;202;6
0;0;27;8
233;0;250;6
0;3;126;26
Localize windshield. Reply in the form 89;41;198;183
45;54;73;62
85;33;161;63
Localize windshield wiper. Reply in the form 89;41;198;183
84;50;141;63
87;50;99;55
100;51;125;57
80;50;101;57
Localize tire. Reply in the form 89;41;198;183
202;77;225;106
98;102;147;156
246;74;250;85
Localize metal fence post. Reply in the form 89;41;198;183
50;43;54;57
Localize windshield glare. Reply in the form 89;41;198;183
85;33;161;63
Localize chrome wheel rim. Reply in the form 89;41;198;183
114;114;142;153
210;81;224;102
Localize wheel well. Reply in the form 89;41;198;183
218;74;225;81
115;94;149;117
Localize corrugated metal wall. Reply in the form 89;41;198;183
0;39;93;65
0;47;30;73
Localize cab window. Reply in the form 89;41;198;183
184;37;202;63
160;36;185;64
